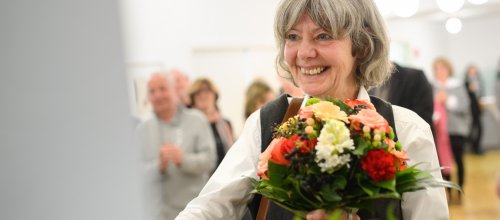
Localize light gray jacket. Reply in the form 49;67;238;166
137;106;216;220
434;78;471;136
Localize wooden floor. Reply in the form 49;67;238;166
448;150;500;220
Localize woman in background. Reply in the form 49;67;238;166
189;78;234;169
433;57;471;203
244;79;276;119
464;64;484;154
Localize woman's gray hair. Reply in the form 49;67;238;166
274;0;392;88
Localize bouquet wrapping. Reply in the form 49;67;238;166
252;98;459;218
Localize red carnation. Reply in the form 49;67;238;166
361;149;397;182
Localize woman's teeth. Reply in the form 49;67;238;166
300;67;325;75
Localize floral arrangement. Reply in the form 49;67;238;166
252;98;459;218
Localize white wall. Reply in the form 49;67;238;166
386;15;500;96
121;0;282;134
122;1;500;134
448;15;500;96
0;1;144;219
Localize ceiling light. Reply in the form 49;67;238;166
446;17;462;34
394;0;419;17
375;0;396;16
437;0;465;13
468;0;488;5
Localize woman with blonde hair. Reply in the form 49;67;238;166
244;79;276;119
189;78;234;169
433;57;470;203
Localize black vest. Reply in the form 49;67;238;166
248;94;403;220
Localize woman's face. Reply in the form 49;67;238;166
284;14;358;99
434;62;450;83
193;83;216;110
467;66;478;76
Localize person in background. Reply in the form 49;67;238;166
136;72;216;220
176;0;448;219
370;63;434;130
244;79;276;119
433;57;470;203
433;97;455;201
189;78;234;169
497;60;500;110
464;64;484;154
170;69;192;107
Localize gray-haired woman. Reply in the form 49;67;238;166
176;0;448;219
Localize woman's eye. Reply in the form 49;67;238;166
286;33;298;41
318;33;332;41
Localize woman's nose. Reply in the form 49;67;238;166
297;41;317;60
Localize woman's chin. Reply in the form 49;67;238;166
301;88;324;98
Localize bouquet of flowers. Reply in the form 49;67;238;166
252;98;459;218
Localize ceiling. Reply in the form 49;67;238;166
384;0;500;21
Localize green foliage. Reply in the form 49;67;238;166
306;98;321;106
325;97;354;114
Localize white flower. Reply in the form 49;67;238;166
315;119;355;173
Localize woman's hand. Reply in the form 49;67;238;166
436;90;447;104
306;209;360;220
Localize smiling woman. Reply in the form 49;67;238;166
175;0;448;220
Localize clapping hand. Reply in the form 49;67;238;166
159;143;184;172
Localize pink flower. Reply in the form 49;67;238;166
349;109;390;134
298;106;314;119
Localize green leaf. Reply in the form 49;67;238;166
386;202;397;220
321;184;342;203
331;175;347;189
306;98;321;106
352;137;370;156
356;174;379;196
375;178;396;191
268;161;289;186
287;176;321;207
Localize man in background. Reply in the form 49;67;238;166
370;63;434;129
170;69;192;107
136;72;216;220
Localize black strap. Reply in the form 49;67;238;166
250;94;402;220
369;95;398;142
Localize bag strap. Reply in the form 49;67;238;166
255;97;303;220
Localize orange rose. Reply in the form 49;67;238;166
349;109;390;134
257;138;286;180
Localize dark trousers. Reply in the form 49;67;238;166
469;116;483;154
449;135;465;187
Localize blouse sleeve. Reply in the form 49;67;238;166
393;106;449;220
